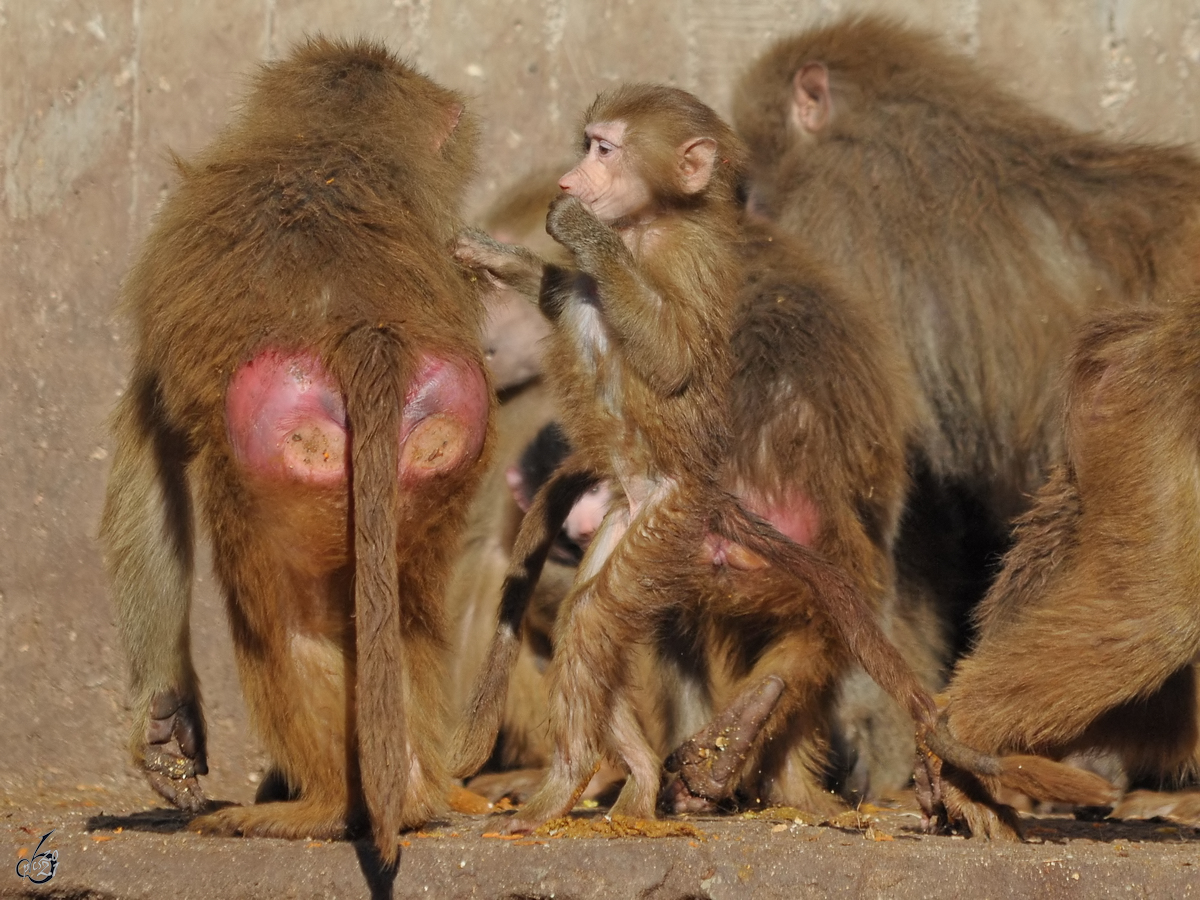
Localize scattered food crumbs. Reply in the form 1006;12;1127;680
742;807;821;827
92;835;113;842
865;826;894;842
399;840;412;848
16;847;28;858
482;833;524;840
826;810;871;830
580;799;599;808
532;815;705;840
447;785;493;815
306;841;322;848
771;824;788;833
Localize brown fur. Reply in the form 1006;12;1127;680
733;14;1200;796
460;217;929;813
679;221;920;810
940;294;1200;838
475;165;572;393
99;37;491;864
449;84;1090;833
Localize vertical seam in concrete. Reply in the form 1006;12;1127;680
684;0;698;93
128;0;142;244
955;0;981;56
543;0;566;126
1100;0;1136;129
265;0;277;59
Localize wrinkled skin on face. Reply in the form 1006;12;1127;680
558;122;655;226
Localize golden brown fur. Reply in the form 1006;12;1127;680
450;84;1106;832
733;15;1200;796
459;211;928;813
940;294;1200;838
448;168;659;803
678;221;920;810
100;37;491;864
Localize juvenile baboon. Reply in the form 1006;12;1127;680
100;37;492;863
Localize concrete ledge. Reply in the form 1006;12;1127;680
4;799;1196;900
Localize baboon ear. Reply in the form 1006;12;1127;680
435;102;464;149
678;137;718;194
792;62;832;134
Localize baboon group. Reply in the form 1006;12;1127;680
101;15;1200;860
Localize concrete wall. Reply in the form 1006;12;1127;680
3;0;1199;807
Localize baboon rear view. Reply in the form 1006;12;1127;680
101;37;492;864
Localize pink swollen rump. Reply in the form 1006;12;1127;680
225;348;489;485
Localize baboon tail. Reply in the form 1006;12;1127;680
710;496;938;728
449;458;598;779
334;324;411;867
927;715;1119;807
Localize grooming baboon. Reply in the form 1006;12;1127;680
100;37;491;863
446;169;636;804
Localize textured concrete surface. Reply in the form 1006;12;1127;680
3;795;1198;900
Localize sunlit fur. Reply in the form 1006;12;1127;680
733;14;1200;802
941;293;1200;837
100;37;492;865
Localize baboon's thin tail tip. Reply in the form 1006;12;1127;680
997;756;1120;807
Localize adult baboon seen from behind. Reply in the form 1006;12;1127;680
101;38;492;864
733;14;1200;796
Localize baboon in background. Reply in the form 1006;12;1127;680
939;293;1200;838
733;14;1200;795
100;38;492;863
476;165;569;395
